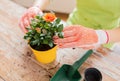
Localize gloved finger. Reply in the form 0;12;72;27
53;30;77;39
20;8;35;25
53;28;79;39
63;26;75;31
27;11;36;18
38;9;43;15
58;41;95;49
81;46;94;49
23;17;29;28
63;25;81;31
27;10;43;25
19;14;28;33
78;44;99;49
20;12;27;26
26;10;32;25
21;7;42;30
19;21;28;33
63;28;79;37
28;17;32;26
54;36;77;43
79;45;95;49
58;41;81;48
54;32;80;43
27;7;40;18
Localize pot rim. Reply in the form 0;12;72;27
30;45;57;52
84;68;102;81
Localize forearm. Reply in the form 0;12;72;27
33;0;50;10
106;27;120;43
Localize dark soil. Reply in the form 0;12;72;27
30;44;56;51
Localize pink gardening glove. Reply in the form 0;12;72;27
54;25;109;49
19;6;43;33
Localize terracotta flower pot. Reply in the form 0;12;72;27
31;46;57;64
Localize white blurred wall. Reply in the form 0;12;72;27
11;0;76;13
11;0;34;7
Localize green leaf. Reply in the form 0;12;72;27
48;42;54;47
30;19;38;28
55;18;61;24
57;24;63;32
40;34;46;36
45;35;51;39
40;37;44;40
44;22;50;29
43;39;49;44
37;42;40;46
25;27;31;30
34;33;39;39
24;34;32;40
35;14;41;19
24;35;28;39
30;39;39;45
58;32;64;38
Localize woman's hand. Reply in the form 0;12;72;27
19;6;43;33
54;25;109;49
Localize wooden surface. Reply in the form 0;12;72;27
0;0;120;81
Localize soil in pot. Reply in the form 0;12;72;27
30;44;56;51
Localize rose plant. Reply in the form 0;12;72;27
24;13;64;51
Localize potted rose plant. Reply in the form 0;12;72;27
24;13;64;64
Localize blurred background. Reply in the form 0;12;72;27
11;0;76;21
11;0;76;14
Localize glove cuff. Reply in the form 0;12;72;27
95;30;109;44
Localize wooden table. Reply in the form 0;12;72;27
0;0;120;81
